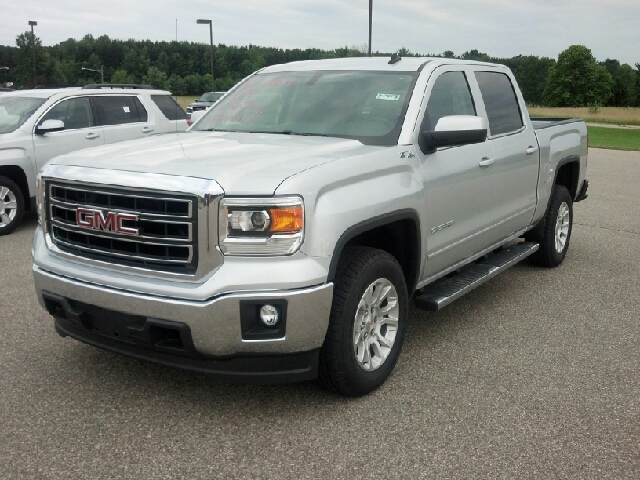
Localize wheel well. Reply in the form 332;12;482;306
555;160;579;200
330;215;421;293
0;166;31;211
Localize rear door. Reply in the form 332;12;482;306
33;96;104;172
473;70;539;239
415;67;499;278
91;95;154;144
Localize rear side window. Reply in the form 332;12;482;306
42;97;93;130
475;72;523;136
92;96;148;126
151;95;189;120
423;71;476;131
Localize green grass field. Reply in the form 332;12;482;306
588;126;640;151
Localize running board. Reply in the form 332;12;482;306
414;242;539;311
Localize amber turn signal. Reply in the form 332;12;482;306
269;207;303;232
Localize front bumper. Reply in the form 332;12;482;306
34;264;333;356
44;289;319;383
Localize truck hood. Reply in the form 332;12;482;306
48;131;375;194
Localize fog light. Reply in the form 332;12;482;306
259;304;279;327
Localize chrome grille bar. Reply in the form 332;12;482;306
47;182;198;273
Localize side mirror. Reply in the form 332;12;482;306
189;110;206;124
36;119;65;135
419;115;487;153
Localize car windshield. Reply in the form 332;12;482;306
193;71;418;145
0;96;45;134
199;92;223;103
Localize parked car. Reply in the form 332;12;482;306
186;91;224;116
33;57;588;396
0;84;190;234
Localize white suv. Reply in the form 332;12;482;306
0;85;190;234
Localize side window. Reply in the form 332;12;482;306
150;95;189;120
41;97;93;130
475;72;523;136
92;96;148;126
423;71;476;131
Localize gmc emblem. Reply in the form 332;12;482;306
76;208;139;236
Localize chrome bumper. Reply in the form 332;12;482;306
33;265;333;357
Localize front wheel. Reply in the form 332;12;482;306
319;247;409;396
0;176;25;236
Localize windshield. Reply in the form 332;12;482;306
199;92;223;103
193;71;418;145
0;97;45;134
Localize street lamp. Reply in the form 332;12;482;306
82;66;104;84
196;19;214;91
368;0;372;57
28;21;37;88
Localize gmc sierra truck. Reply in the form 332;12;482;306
32;57;588;396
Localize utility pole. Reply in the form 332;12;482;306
28;21;37;88
368;0;372;57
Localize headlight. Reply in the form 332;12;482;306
219;197;304;256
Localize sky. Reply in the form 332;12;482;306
1;0;638;66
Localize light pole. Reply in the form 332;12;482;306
197;19;214;91
82;66;104;84
28;20;37;88
0;67;8;87
368;0;372;57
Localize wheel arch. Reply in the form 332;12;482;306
0;165;31;211
554;156;580;201
328;210;421;293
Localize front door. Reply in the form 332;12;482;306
415;68;499;279
33;96;104;172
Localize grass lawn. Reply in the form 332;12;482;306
528;106;640;126
176;96;198;110
588;126;640;151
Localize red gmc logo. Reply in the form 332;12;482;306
76;208;139;236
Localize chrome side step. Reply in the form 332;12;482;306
414;242;539;311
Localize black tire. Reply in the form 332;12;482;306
526;185;573;267
319;247;409;397
0;176;25;236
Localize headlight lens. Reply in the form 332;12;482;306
219;197;304;256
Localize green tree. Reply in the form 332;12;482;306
168;74;186;96
142;66;168;89
111;68;133;84
543;45;613;107
636;64;640;106
513;56;555;106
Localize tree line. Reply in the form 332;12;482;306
1;33;639;108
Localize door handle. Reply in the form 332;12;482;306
142;127;154;133
525;146;539;155
478;157;495;167
85;132;100;140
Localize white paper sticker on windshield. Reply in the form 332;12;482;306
376;93;400;101
123;106;130;113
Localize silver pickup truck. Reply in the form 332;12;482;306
32;57;588;396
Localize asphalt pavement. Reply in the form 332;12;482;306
1;148;639;479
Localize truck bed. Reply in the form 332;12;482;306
530;117;585;130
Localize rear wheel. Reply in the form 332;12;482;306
526;185;573;267
319;247;408;396
0;176;24;236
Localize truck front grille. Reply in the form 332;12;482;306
46;182;198;274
